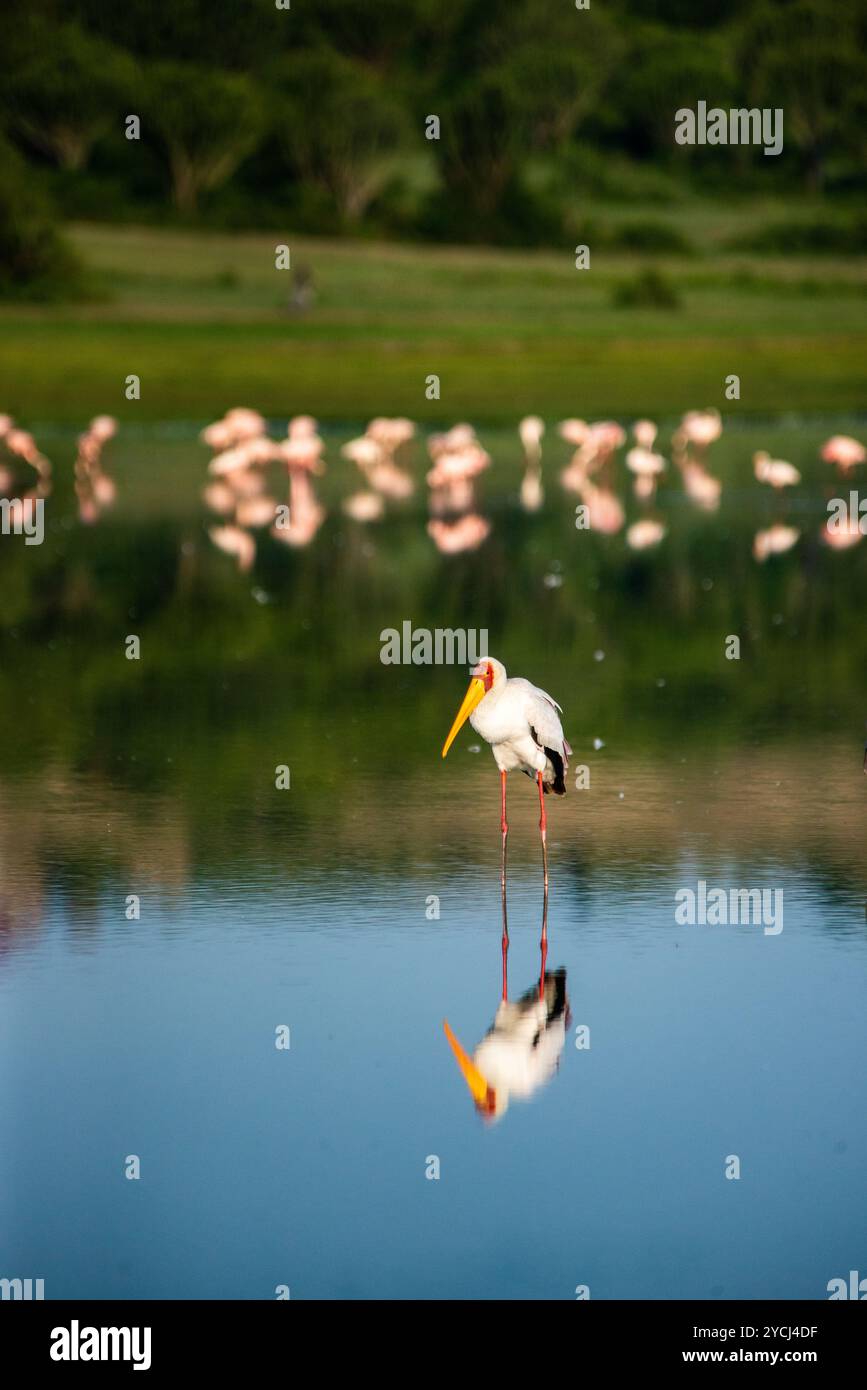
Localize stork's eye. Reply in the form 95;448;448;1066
485;664;494;690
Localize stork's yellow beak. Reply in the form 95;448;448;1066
443;1019;496;1113
441;677;486;757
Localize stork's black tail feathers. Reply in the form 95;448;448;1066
545;746;567;795
527;725;569;794
545;967;568;1022
516;967;568;1021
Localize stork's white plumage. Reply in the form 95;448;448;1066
441;656;571;891
442;656;570;790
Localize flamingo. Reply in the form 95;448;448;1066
426;426;490;516
287;414;318;440
557;418;590;488
441;657;570;896
343;491;385;523
202;480;236;516
201;407;266;451
626;518;666;550
235;495;277;528
560;420;624;495
753;451;800;489
365;416;415;458
633;419;658;451
626;446;666;502
426;513;490;553
426;446;490;515
5;429;41;465
209;524;256;572
558;419;589;447
753;524;800;562
821;435;865;476
73;415;116;524
678;408;722;453
681;461;722;512
518;415;545;512
89;415;117;444
343;435;414;501
222;407;266;442
280;436;326;542
582;480;625;534
821;515;862;550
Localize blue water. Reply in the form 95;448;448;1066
2;743;865;1300
2;419;866;1299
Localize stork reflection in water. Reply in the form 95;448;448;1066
443;887;570;1121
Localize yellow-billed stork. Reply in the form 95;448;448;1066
441;656;570;894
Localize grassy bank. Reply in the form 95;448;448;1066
1;222;865;424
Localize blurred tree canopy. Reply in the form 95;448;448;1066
0;0;864;244
5;19;137;172
736;0;865;191
0;138;85;298
268;49;409;223
142;64;265;213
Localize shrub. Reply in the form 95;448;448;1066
728;218;867;255
611;267;681;309
609;219;694;254
0;140;87;301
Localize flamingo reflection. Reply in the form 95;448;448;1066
426;423;492;553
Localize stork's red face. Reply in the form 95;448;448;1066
471;660;495;692
441;661;493;758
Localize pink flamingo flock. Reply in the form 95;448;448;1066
1;411;865;564
201;407;328;569
74;415;118;523
0;414;118;528
0;415;53;530
198;408;864;566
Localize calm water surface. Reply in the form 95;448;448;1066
1;421;865;1298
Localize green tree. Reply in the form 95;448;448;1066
5;20;137;172
736;0;862;191
71;0;281;70
143;63;265;214
0;138;84;300
608;20;736;163
420;0;621;232
269;49;408;223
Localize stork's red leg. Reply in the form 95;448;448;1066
537;772;549;974
499;770;508;898
500;770;509;997
537;771;549;895
501;898;509;1003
